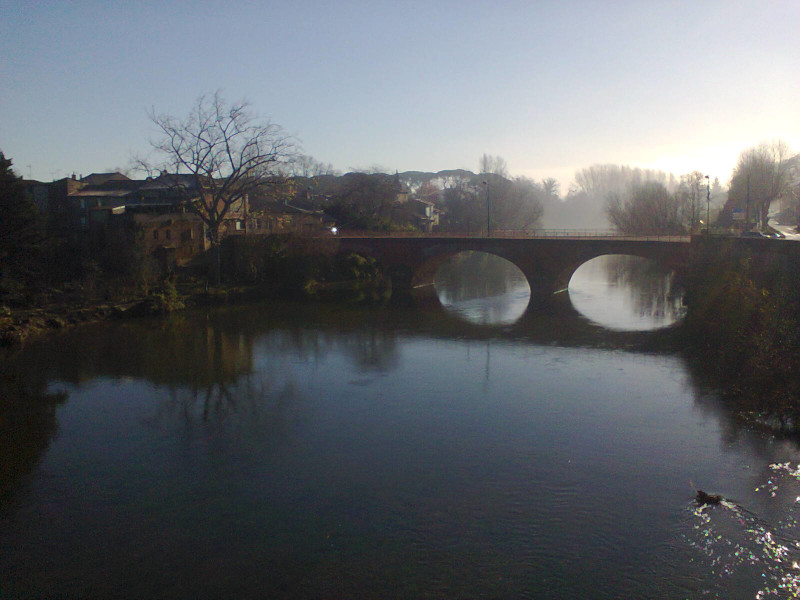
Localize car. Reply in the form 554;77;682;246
741;231;768;238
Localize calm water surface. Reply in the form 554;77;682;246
3;254;800;599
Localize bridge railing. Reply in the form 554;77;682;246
335;229;689;241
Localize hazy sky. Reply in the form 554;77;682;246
2;1;798;190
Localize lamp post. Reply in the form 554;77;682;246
482;180;491;237
745;173;750;232
705;175;710;234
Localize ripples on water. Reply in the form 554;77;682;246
674;463;800;599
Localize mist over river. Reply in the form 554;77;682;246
2;253;800;599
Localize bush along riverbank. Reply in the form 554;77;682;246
1;235;389;348
0;281;186;347
680;243;800;434
222;234;390;301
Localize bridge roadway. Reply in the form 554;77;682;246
335;232;798;300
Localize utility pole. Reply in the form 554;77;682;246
705;175;710;234
745;173;751;231
483;180;491;237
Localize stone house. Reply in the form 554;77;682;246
391;197;443;232
245;202;332;235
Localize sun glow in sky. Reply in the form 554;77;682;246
1;1;798;190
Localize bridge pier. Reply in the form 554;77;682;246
401;268;577;318
523;273;566;306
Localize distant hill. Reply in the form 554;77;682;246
394;169;479;191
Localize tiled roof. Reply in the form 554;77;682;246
139;174;198;190
80;172;131;185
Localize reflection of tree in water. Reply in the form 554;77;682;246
0;354;67;500
0;305;397;491
146;328;398;454
602;255;684;322
250;326;399;374
3;312;258;390
145;323;399;459
435;251;528;304
149;375;305;455
334;331;399;372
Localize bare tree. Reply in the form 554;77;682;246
145;91;296;248
676;171;706;233
288;154;339;177
575;164;675;201
541;177;560;199
727;141;793;230
489;176;544;231
607;181;685;235
441;176;482;233
479;154;508;178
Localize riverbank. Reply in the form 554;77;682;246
1;234;393;348
680;244;800;434
0;278;390;348
0;287;187;348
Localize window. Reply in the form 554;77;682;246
235;220;244;231
153;230;159;240
166;229;171;241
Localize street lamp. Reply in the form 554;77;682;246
482;180;491;237
705;175;710;234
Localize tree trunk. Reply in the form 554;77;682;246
208;227;222;286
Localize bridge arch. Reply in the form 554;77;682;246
409;249;530;289
552;248;689;293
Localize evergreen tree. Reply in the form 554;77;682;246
0;152;43;300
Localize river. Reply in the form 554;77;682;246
2;253;800;599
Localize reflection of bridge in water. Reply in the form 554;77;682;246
398;283;682;352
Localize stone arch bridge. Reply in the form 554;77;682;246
335;234;694;300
